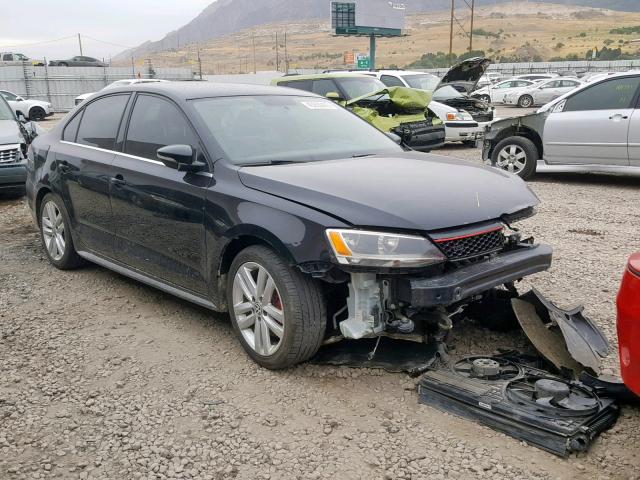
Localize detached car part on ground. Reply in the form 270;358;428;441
272;74;445;151
483;72;640;179
0;95;39;196
27;82;552;371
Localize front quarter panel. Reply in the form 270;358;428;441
203;165;349;309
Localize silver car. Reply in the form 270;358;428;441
483;72;640;179
503;78;582;108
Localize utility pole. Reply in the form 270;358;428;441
78;33;83;56
197;49;203;80
284;31;289;73
275;32;280;71
251;31;257;73
469;0;475;52
449;0;454;60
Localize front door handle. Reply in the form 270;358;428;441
609;114;629;120
110;174;126;188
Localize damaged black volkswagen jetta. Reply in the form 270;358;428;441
26;82;552;369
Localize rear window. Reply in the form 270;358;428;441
63;112;82;142
76;94;129;150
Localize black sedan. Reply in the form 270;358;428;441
26;82;552;369
49;56;106;67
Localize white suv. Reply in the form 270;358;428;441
0;90;53;121
363;69;496;146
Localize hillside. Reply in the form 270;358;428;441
125;2;640;74
116;0;640;60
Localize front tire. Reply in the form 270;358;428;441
39;193;83;269
227;245;326;369
479;94;491;103
518;95;534;108
491;136;538;179
29;106;46;121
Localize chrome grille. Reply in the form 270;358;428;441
0;144;21;164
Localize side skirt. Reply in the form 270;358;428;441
77;250;219;312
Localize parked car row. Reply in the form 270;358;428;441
0;52;108;67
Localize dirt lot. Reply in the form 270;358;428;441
1;111;640;480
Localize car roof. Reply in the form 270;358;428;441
101;81;321;100
275;72;375;82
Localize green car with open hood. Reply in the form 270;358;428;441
272;73;445;151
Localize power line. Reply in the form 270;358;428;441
0;35;76;49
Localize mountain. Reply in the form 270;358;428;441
116;0;640;59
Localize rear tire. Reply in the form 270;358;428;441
517;95;534;108
226;245;326;369
29;106;46;121
59;62;68;67
491;136;538;180
38;193;84;270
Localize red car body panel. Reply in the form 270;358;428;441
617;253;640;396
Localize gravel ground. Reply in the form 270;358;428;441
1;110;639;480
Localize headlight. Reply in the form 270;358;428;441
446;111;474;122
326;229;446;268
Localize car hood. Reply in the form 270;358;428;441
346;86;432;109
0;119;24;145
437;57;491;94
238;153;539;231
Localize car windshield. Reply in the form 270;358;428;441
404;74;440;91
191;95;402;165
337;77;386;99
0;98;14;120
433;85;465;100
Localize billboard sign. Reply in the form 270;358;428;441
331;1;405;36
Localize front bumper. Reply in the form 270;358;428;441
0;163;27;189
395;244;553;307
445;121;492;142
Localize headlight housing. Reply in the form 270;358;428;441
446;111;474;122
326;229;446;268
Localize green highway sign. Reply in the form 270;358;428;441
357;56;370;69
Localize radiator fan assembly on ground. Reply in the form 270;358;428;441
418;355;619;456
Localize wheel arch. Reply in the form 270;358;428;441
211;226;299;311
490;125;543;161
34;186;52;226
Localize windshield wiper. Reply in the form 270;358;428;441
351;153;377;158
239;160;301;167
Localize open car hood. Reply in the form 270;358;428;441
239;153;539;231
437;57;491;94
345;86;432;109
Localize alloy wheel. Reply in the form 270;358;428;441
496;145;527;174
519;95;533;108
232;262;285;356
41;200;66;261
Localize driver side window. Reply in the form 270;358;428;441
124;95;199;160
563;77;640;112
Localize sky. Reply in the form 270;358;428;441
0;0;213;62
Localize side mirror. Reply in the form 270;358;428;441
385;132;402;145
17;112;27;123
156;144;206;172
326;92;343;102
16;97;24;102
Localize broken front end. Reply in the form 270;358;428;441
347;86;446;152
321;218;552;347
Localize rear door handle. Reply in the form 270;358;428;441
609;114;629;120
110;174;126;187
